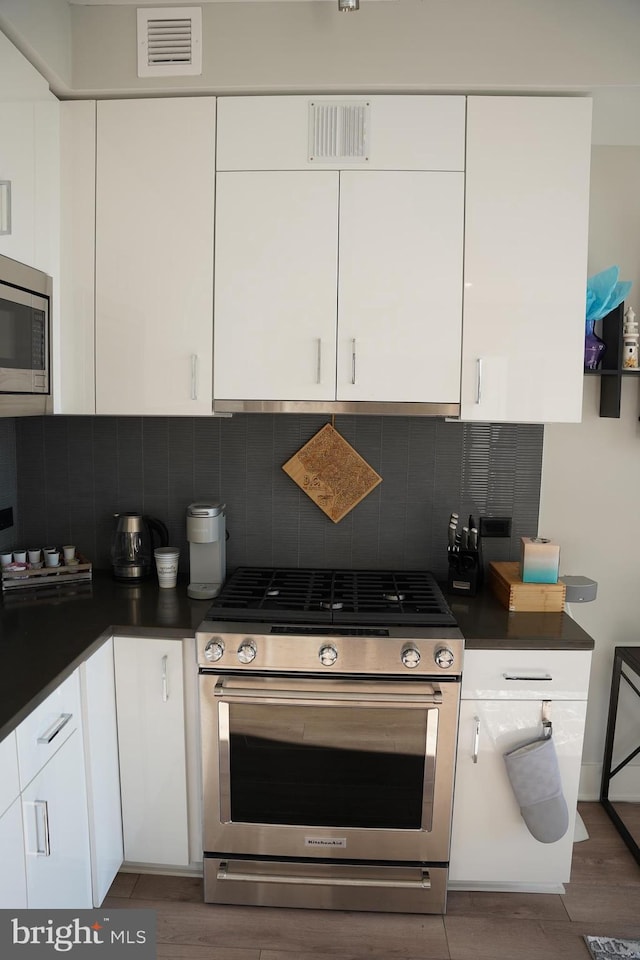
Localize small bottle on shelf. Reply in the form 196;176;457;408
623;306;639;370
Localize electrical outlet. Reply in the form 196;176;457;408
0;506;13;531
479;516;512;538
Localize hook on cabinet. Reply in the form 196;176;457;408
542;699;552;739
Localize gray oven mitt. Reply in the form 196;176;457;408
503;735;569;843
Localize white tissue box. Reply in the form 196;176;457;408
521;537;560;584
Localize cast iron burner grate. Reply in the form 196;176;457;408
204;567;456;627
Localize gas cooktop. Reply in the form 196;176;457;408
202;567;456;627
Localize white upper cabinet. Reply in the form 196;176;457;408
0;32;60;280
461;96;592;423
59;101;96;415
214;95;466;410
216;96;465;172
95;98;216;416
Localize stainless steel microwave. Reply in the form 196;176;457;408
0;253;52;415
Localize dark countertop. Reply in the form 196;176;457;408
0;572;595;742
446;589;595;651
0;572;210;741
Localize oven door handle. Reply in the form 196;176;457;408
213;679;443;707
217;861;431;889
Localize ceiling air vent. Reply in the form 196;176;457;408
308;101;370;163
137;7;202;78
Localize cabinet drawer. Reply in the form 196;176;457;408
16;671;81;790
0;731;20;816
461;649;592;701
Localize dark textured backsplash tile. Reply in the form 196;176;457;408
11;414;543;579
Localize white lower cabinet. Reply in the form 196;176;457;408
80;638;124;906
21;727;92;908
0;799;27;908
449;649;592;890
0;666;106;909
114;636;190;867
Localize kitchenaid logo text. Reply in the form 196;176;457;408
304;837;347;848
0;911;156;958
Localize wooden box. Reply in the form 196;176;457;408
1;552;92;592
489;561;566;613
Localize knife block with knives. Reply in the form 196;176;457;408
447;512;483;597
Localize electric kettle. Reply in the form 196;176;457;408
111;512;169;582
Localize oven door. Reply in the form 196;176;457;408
199;672;460;864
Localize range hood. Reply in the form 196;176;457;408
212;399;460;417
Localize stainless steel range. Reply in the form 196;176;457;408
196;567;463;914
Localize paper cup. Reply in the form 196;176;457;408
154;547;180;589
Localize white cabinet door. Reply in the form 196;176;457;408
461;96;592;423
0;102;36;267
95;98;215;415
337;171;463;402
214;169;464;405
80;638;123;907
0;799;27;908
449;697;587;887
21;729;92;908
214;171;339;402
0;731;19;817
59;100;96;415
114;636;189;866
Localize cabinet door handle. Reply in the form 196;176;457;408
475;358;483;404
191;354;198;401
31;800;51;856
351;338;357;385
472;715;480;763
37;712;72;745
316;338;322;384
161;654;169;702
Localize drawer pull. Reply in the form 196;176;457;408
162;654;169;702
472;715;480;763
503;673;553;682
37;712;72;745
23;800;52;857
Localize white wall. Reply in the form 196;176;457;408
539;145;640;798
58;0;640;97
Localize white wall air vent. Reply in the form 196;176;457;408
308;101;370;163
137;7;202;77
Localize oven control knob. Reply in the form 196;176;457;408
401;645;421;669
319;644;338;667
435;646;455;669
204;637;225;662
237;639;257;664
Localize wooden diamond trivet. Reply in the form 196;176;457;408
282;423;382;524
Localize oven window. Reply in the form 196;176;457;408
227;703;430;829
0;300;45;370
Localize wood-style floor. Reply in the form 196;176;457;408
104;803;640;960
